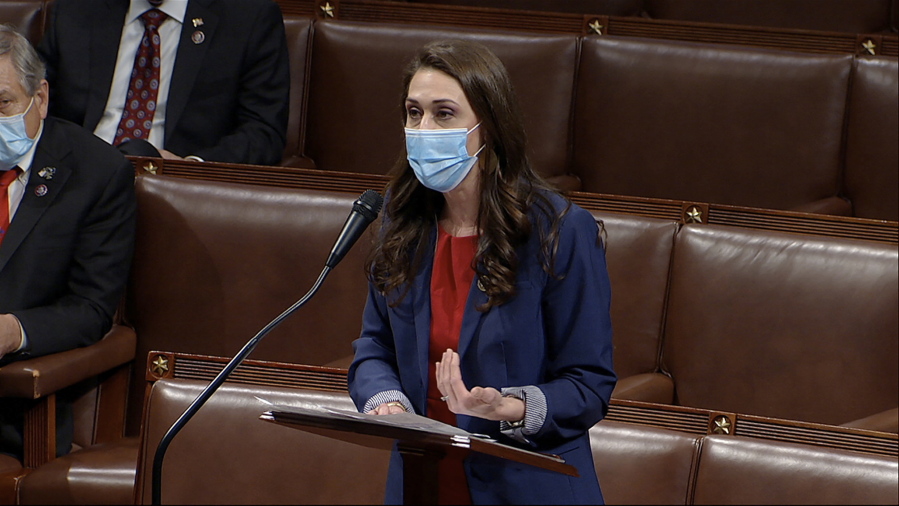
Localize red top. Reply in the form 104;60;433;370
427;224;478;505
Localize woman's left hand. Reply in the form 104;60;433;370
436;348;525;422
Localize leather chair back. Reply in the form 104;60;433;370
643;0;894;33
0;0;47;46
124;175;376;432
135;379;388;504
844;56;899;221
692;435;899;504
594;212;677;381
280;15;314;166
590;420;700;504
303;20;580;190
661;224;899;425
572;36;853;213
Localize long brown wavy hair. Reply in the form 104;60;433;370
367;39;568;310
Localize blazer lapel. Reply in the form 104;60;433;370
412;227;437;401
85;0;130;131
457;274;490;360
0;122;72;273
166;0;218;144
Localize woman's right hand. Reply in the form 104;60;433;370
368;401;408;415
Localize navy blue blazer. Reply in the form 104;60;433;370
348;193;616;505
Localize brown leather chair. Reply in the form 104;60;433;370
278;14;316;168
402;0;644;16
692;435;899;504
0;0;47;46
843;56;899;222
572;36;854;215
0;325;136;504
661;224;898;428
643;0;894;33
18;174;381;504
590;420;700;504
593;211;678;403
134;378;389;504
303;20;581;190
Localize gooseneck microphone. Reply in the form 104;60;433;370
151;190;383;505
327;189;384;268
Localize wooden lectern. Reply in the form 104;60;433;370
260;405;577;505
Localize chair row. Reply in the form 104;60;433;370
278;14;898;221
22;358;899;504
0;0;897;221
5;171;894;503
398;0;899;35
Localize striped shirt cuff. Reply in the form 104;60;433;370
362;390;415;414
500;385;546;445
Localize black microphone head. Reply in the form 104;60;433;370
354;189;384;222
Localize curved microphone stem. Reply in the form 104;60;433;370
151;265;332;505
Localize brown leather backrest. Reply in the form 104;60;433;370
662;224;899;426
124;175;376;432
590;420;700;505
593;211;678;379
692;435;899;505
135;379;388;504
280;15;314;165
303;20;580;190
643;0;894;33
0;0;47;46
844;56;899;221
572;36;852;211
404;0;643;16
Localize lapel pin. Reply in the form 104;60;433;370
38;166;56;180
192;18;204;27
35;184;48;197
191;30;205;44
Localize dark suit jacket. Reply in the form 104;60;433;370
38;0;290;166
348;193;617;504
0;116;136;458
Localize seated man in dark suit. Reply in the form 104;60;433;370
0;25;136;460
37;0;290;165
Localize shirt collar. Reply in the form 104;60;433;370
127;0;188;25
17;119;44;177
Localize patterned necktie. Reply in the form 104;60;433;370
0;167;22;247
113;9;168;146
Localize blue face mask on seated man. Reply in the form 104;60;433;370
405;123;485;193
0;97;37;171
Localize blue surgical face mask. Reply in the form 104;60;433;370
0;97;36;171
405;123;484;193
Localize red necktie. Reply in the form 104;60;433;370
0;167;22;247
113;9;168;146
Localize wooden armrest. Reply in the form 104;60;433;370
0;325;136;399
611;372;675;404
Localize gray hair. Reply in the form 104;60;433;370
0;24;46;96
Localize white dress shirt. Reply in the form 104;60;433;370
94;0;188;150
